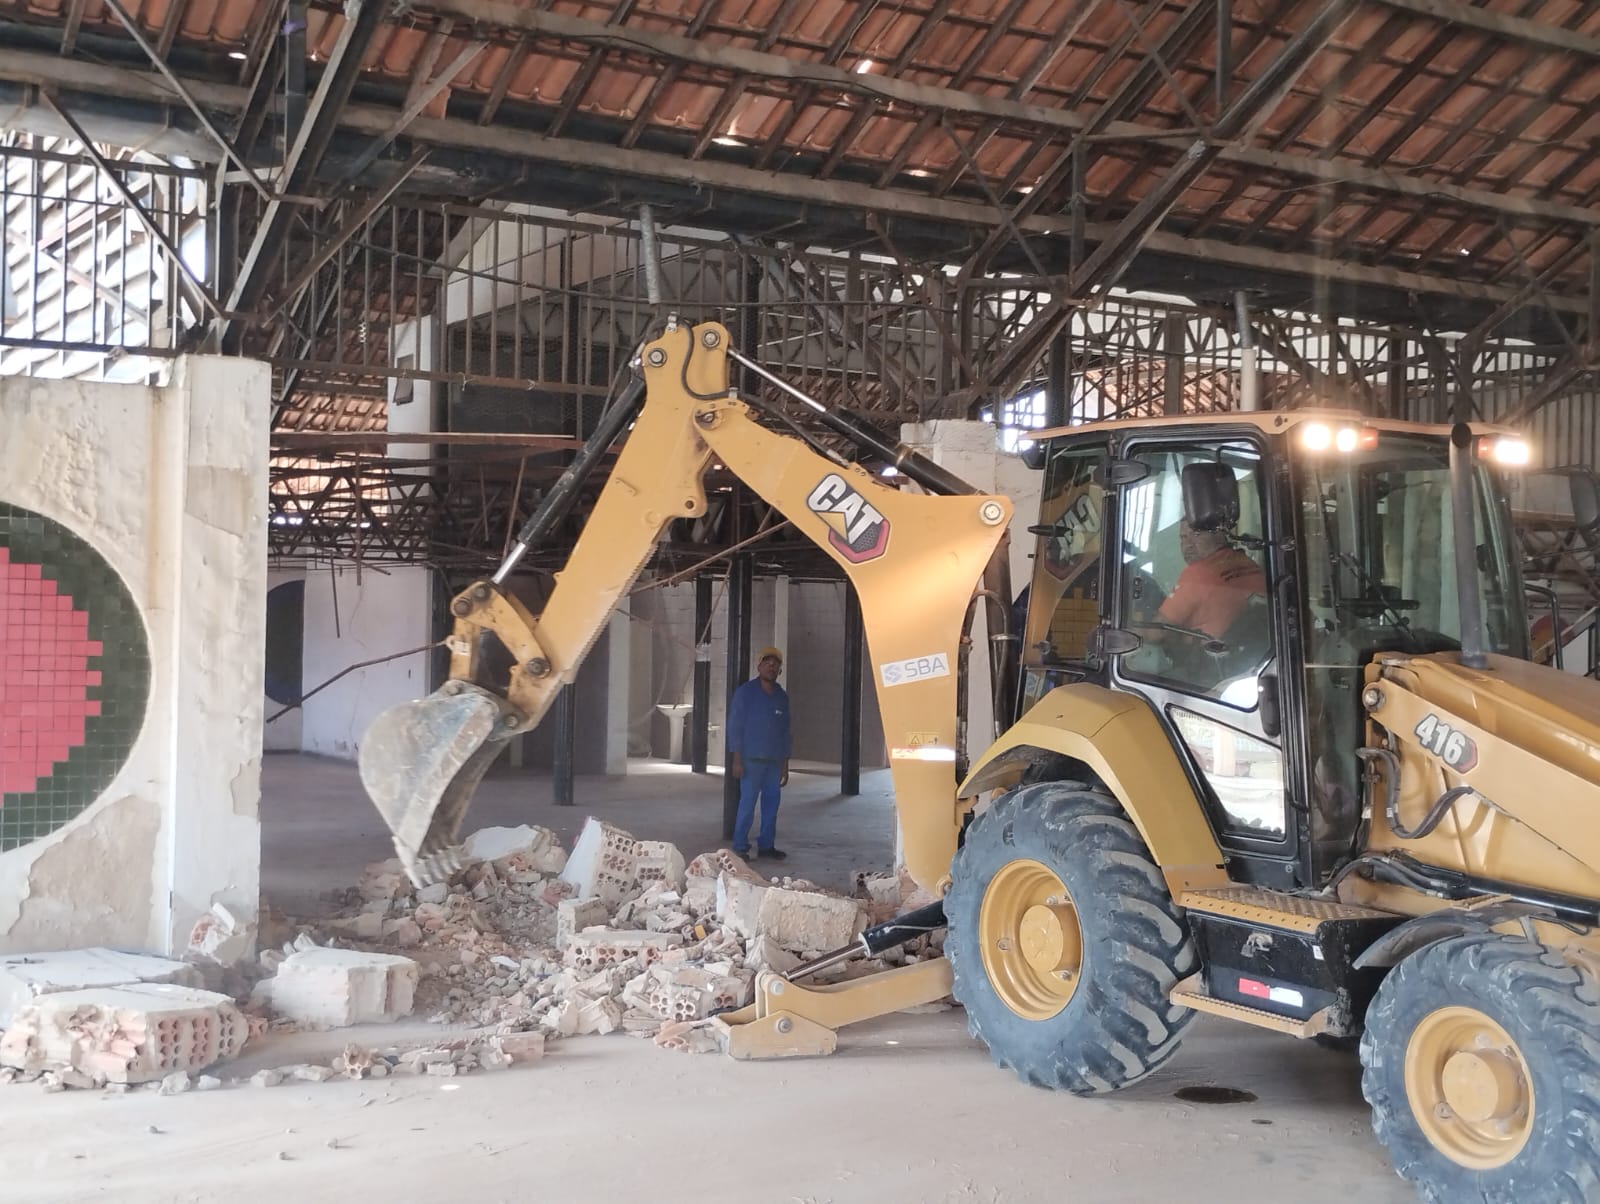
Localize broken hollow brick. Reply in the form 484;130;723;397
641;966;748;1022
0;984;249;1085
635;841;687;892
562;929;683;972
558;819;641;907
686;849;765;886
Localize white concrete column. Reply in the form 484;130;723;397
772;574;790;661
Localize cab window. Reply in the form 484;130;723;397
1118;441;1271;707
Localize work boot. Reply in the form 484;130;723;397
732;847;751;859
758;847;787;861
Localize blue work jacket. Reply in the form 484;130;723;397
727;678;791;763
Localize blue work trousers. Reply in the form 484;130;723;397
734;759;783;853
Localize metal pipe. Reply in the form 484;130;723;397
492;375;646;584
1235;291;1259;412
1449;423;1490;669
639;204;663;306
727;349;976;497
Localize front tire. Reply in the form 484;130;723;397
945;783;1198;1095
1360;933;1600;1202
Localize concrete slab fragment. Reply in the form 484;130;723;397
0;949;202;1027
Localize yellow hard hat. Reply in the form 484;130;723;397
757;646;783;665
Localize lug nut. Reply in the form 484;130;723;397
472;584;491;601
701;329;721;348
452;599;473;616
979;500;1006;525
647;348;667;367
1362;686;1384;710
526;658;551;678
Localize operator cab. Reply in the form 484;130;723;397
1018;411;1530;892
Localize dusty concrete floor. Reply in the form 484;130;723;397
0;754;1416;1203
261;753;900;916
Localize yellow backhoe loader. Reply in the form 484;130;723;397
359;319;1600;1203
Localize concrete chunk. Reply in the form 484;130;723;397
0;984;248;1085
715;874;770;940
0;949;203;1028
756;886;866;954
463;825;567;876
258;948;418;1027
558;819;641;906
574;996;622;1035
556;897;611;948
746;935;801;976
717;876;864;953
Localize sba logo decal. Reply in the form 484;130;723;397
807;473;890;563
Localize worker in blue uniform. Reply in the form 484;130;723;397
727;646;792;861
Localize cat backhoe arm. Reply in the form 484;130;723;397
360;319;1012;893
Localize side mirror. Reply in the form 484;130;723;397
1020;441;1047;470
1258;671;1281;739
1180;462;1241;531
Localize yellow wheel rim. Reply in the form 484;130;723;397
1405;1005;1534;1169
978;858;1083;1021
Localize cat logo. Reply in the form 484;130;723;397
807;473;890;563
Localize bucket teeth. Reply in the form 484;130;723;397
401;844;465;888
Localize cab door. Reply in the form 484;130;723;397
1106;432;1300;889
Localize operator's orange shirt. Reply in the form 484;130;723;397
1158;547;1266;639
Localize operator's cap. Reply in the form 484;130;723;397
757;646;783;665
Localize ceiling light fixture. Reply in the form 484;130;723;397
854;58;878;74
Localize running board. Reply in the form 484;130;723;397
1169;974;1334;1038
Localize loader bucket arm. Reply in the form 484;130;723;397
360;320;1010;890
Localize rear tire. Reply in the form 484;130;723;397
946;783;1198;1094
1360;934;1600;1203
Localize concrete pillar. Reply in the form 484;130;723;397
772;574;790;661
0;358;267;958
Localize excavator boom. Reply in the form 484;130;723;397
359;320;1011;889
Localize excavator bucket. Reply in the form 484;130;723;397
358;682;518;886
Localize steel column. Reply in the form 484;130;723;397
841;582;864;796
552;684;577;806
722;551;754;840
691;572;713;774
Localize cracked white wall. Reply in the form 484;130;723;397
0;358;267;957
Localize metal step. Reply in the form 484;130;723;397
1177;886;1396;935
1169;974;1334;1038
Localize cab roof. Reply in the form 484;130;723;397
1031;408;1520;443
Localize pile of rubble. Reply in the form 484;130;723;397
281;819;882;1045
0;817;930;1094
